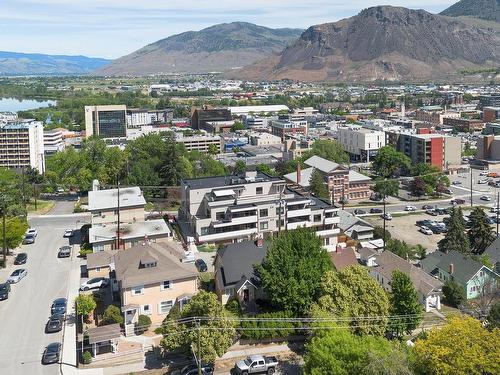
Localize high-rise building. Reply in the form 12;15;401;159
337;126;385;162
84;105;127;138
479;95;500;109
43;129;65;154
0;120;45;172
191;107;232;131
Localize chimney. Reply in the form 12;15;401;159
449;263;454;275
296;162;301;185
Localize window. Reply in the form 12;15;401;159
259;209;268;217
314;214;321;222
159;300;174;314
93;244;104;252
256;187;263;195
161;280;172;290
141;304;151;315
260;221;269;230
276;206;284;215
132;286;144;295
216;212;225;221
201;227;209;235
276;219;284;228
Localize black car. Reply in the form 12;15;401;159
369;208;383;214
422;204;433;210
0;283;11;300
195;259;208;273
14;253;27;265
354;209;366;215
46;314;64;333
51;298;67;315
23;234;35;244
435;208;448;215
428;225;444;234
58;246;71;258
42;342;61;365
180;364;214;375
416;220;433;227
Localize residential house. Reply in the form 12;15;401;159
329;247;359;270
86;250;114;278
114;242;198;335
214;239;267;309
337;210;374;241
421;250;499;300
484;236;500;274
364;250;443;312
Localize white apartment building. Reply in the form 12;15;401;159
178;171;340;249
126;109;151;128
337;126;385;162
242;116;276;129
0;120;45;172
176;133;221;153
0;112;18;124
43;129;65;154
248;132;282;146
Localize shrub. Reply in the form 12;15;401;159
240;311;300;340
75;294;96;320
443;280;466;307
102;305;124;325
82;351;92;364
79;247;93;258
137;314;152;334
225;298;241;315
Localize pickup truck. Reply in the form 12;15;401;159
234;355;278;375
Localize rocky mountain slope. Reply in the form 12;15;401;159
0;51;110;76
233;6;500;82
441;0;500;23
96;22;303;76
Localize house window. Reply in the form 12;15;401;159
201;227;209;235
276;219;284;228
141;304;151;315
260;221;269;230
256;187;263;195
161;280;172;290
159;300;174;314
276;206;284;215
95;267;101;272
259;209;268;217
216;212;225;221
94;244;104;252
132;286;144;295
314;214;321;222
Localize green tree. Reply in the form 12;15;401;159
302;139;349;164
257;228;332;315
230;121;245;132
207;144;219;156
442;280;466;307
233;160;246;175
468;207;495;254
159;291;235;363
75;294;96;320
311;266;390;335
102;305;124;325
438;207;470;254
390;270;423;337
373;179;399;197
386;239;425;261
373;226;391;241
309;169;329;199
413;316;500;375
0;217;28;251
411;163;440;177
372;146;411;178
410;177;428;198
487;301;500;329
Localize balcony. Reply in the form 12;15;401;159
324;216;340;225
212;215;258;228
198;227;258;243
286;221;311;230
315;228;341;237
287;208;311;218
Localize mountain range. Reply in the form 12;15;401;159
0;51;110;76
440;0;500;23
96;22;303;76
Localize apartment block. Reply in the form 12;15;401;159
270;119;308;141
385;131;461;170
126;108;173;128
248;132;282;146
483;107;500;123
178;171;340;249
442;117;485;132
337;126;385;162
176;133;221;153
43;129;65;154
479;94;500;109
0;120;45;172
85;105;127;139
414;108;460;125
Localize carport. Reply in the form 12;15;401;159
87;323;121;357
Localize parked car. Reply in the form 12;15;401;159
353;209;366;215
491;207;500;213
80;277;109;291
426;209;438;216
23;234;35;244
451;198;465;205
480;195;492;201
26;228;38;237
478;178;490;184
63;229;74;238
487;172;499;178
51;298;67;315
14;252;27;265
404;206;417;211
422;204;433;210
435;207;449;215
0;282;11;300
179;364;214;375
42;342;61;365
7;269;27;283
58;246;71;258
234;355;279;375
369;208;383;214
428;225;445;234
381;213;393;221
194;259;208;273
46;314;64;333
419;226;433;235
487;217;496;224
451;181;462;185
416;220;433;227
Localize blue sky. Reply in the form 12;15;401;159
1;0;458;59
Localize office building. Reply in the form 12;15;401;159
248;132;282;146
85;105;127;139
479;94;500;109
126;108;173;127
483;107;500;123
0;120;45;172
43;129;65;154
270;119;308;141
191;107;232;131
176;134;221;153
337;126;385;162
414;108;460;125
243;116;276;129
442;118;485;132
178;171;340;249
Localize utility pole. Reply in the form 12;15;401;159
497;190;499;237
470;168;473;207
2;200;6;269
116;181;121;250
383;178;387;253
196;319;202;375
341;179;345;210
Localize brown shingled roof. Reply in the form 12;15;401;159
329;247;359;270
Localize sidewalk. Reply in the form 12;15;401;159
219;343;291;360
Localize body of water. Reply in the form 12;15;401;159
0;97;57;112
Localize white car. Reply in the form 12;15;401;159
419;226;433;235
381;213;393;221
63;229;74;238
26;228;37;237
405;206;417;211
478;179;490;184
7;269;27;283
479;171;490;176
480;195;492;201
491;207;500;213
80;277;109;291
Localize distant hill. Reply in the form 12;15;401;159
0;51;110;76
96;22;303;76
232;6;500;82
441;0;500;22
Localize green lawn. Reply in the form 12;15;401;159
27;199;55;214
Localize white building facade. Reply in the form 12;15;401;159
337;126;385;162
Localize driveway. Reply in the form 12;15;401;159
0;215;88;375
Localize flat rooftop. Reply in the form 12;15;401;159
183;172;284;190
89;219;171;244
88;186;146;211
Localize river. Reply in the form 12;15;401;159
0;97;57;112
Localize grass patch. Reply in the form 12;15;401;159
27;199;55;214
199;272;215;292
198;244;217;252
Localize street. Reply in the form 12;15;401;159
0;200;88;375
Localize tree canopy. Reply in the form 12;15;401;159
309;169;329;200
302;139;349;164
389;270;423;337
371;146;411;178
468;207;495;254
438;207;470;254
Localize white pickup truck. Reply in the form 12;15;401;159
234;355;278;375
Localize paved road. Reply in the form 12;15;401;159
44;194;79;215
0;215;88;375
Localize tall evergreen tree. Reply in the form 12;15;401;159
468;207;495;254
438;207;470;254
309;169;329;200
390;270;423;337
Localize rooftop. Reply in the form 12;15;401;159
182;172;284;190
88;186;146;211
304;156;343;174
89;219;171;244
329;247;359;270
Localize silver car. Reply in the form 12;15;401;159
7;269;27;283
